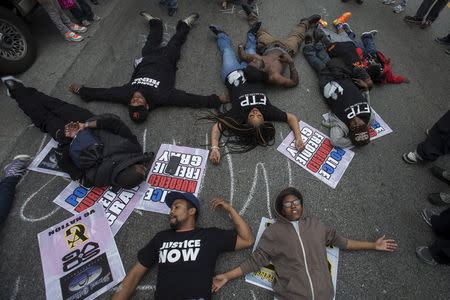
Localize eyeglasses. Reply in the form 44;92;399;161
282;199;302;208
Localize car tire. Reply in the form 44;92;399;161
0;6;36;75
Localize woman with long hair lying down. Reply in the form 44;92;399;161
204;24;306;164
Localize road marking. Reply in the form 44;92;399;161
238;162;272;218
19;176;60;222
143;128;147;150
250;289;257;300
10;276;20;300
225;147;235;206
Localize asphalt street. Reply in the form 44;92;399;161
1;0;450;299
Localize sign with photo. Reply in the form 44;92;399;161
322;109;393;145
53;182;146;235
29;139;70;178
136;144;209;214
38;204;125;300
245;217;339;296
277;121;355;189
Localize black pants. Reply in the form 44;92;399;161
415;0;448;22
14;87;94;141
417;110;450;161
429;208;450;265
141;19;190;65
70;0;94;23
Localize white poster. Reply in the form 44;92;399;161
38;204;125;300
136;144;209;214
29;139;70;178
277;121;355;189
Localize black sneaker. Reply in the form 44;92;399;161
242;4;255;16
428;193;450;206
307;14;321;25
404;15;423;24
209;24;224;35
248;21;261;35
435;37;450;45
168;7;177;17
420;20;432;29
1;76;24;98
356;0;364;4
416;246;438;266
430;166;450;184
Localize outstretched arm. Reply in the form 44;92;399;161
112;263;149;300
70;84;132;105
346;235;398;252
212;267;244;293
210;198;254;250
286;113;305;151
209;123;222;164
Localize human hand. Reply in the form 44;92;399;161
295;137;305;151
69;84;84;94
218;94;230;103
403;78;410;83
211;274;229;293
209;148;221;164
64;122;79;138
374;235;398;252
352;78;368;91
210;198;232;212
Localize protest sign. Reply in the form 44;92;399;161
322;109;393;145
245;217;339;296
53;182;146;235
136;144;209;214
277;121;355;189
38;204;125;300
29;139;70;178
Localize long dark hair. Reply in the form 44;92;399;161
200;113;276;153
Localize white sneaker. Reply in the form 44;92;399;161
402;151;423;164
393;5;405;13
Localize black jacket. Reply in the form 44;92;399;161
58;114;153;187
78;55;222;110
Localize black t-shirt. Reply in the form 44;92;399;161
138;228;237;300
223;69;287;124
328;41;366;69
323;78;370;126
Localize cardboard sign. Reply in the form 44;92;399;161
136;144;209;214
53;182;146;235
277;121;355;189
29;139;70;178
322;109;393;145
38;204;125;300
245;217;339;296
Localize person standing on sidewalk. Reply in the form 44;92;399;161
0;155;31;224
37;0;88;41
402;110;450;164
404;0;449;29
69;0;101;27
70;12;228;123
418;207;450;265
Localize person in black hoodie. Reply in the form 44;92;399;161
205;25;306;164
69;12;228;123
2;77;153;189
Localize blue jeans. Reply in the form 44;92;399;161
216;33;248;81
160;0;178;9
343;27;364;49
0;176;19;224
361;35;377;56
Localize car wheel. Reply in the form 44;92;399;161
0;6;36;75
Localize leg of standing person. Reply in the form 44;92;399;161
414;0;438;20
279;20;309;56
13;86;93;140
78;0;95;21
141;19;164;56
416;110;450;161
424;0;449;23
69;2;87;24
0;156;31;224
428;239;450;265
164;20;190;65
431;207;450;238
39;0;71;34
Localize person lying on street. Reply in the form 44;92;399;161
204;24;306;165
112;192;254;300
212;187;398;300
70;12;229;123
2;77;153;189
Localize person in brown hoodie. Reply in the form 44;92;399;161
212;187;398;300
